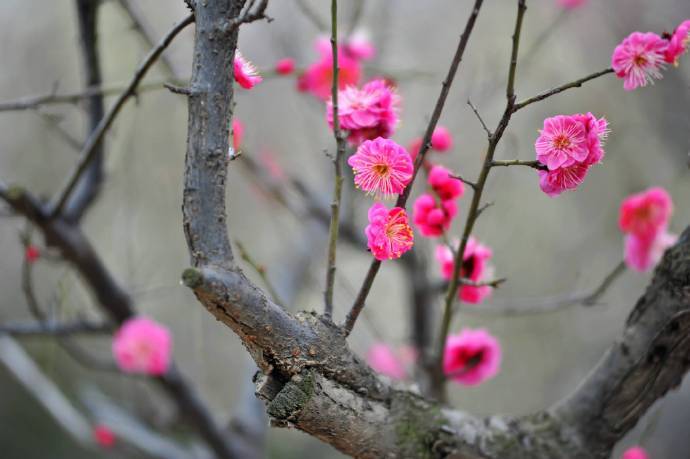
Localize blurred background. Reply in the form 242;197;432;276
1;0;689;457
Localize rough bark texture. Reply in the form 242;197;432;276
182;2;690;458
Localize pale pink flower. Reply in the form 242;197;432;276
624;231;677;273
234;51;262;90
443;328;501;386
428;164;464;201
431;126;453;152
348;138;413;197
611;32;667;91
664;20;690;65
537;162;590;197
93;425;115;448
622;446;649;459
274;57;296;75
413;193;458;238
25;245;40;263
619;187;673;239
535;115;588;170
365;202;414;260
112;317;172;376
327;79;400;146
298;38;361;100
436;237;494;304
366;343;406;380
558;0;587;8
344;31;376;61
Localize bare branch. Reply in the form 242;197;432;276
491;159;546;169
513;67;614;112
50;13;194;219
467;98;491;138
0;320;112;337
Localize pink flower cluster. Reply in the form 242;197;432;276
413;165;464;237
233;51;262;90
535;113;609;196
619;187;676;272
112;317;172;376
298;37;365;100
327;79;400;146
443;328;501;386
366;202;414;260
366;343;416;380
612;20;690;91
622;446;649;459
436;237;494;304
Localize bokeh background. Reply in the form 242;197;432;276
1;0;689;457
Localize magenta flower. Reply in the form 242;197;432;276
413;193;458;238
348;138;413;197
558;0;587;8
428;164;464;201
625;231;677;273
430;126;453;152
366;343;411;380
298;38;361;100
537;163;590;197
622;446;649;459
443;328;501;386
612;32;667;91
619;187;673;240
664;19;690;65
535;115;588;170
328;79;400;146
436;237;494;304
365;202;414;260
93;425;116;448
25;245;40;263
274;57;295;75
233;51;262;90
231;118;244;152
112;317;172;376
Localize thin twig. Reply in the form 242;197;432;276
0;79;182;112
450;173;477;191
324;0;346;319
467;99;491;138
235;240;285;305
491;159;545;169
49;13;194;218
295;0;327;31
344;0;485;336
0;320;113;337
435;0;527;401
512;68;614;112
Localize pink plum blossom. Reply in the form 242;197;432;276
619;187;673;239
366;202;414;261
25;245;40;263
611;32;667;91
558;0;587;8
274;57;295;75
625;231;677;273
664;20;690;65
112;317;172;376
298;38;361;100
535;115;588;170
233;51;262;90
430;126;453;152
622;446;649;459
443;328;501;386
93;425;115;448
537;163;590;197
327;79;400;146
344;31;376;61
366;344;406;380
436;237;494;304
231;118;244;152
347;138;413;197
428;164;464;201
413;193;458;238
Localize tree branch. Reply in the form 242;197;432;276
50;13;194;219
